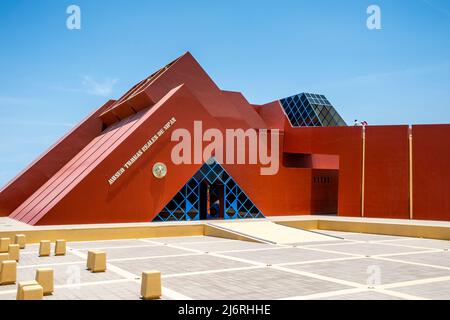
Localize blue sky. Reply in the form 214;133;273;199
0;0;449;186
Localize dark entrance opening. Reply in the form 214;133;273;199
199;182;208;220
199;180;224;220
311;170;339;216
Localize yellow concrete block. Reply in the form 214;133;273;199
0;253;9;262
39;240;51;257
0;238;11;253
21;285;43;300
55;239;66;256
35;268;54;296
140;271;162;300
8;244;20;261
87;250;99;270
14;234;26;249
17;280;39;300
91;251;106;273
0;260;17;285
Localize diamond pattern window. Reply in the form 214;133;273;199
153;159;264;222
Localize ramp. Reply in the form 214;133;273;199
208;220;341;244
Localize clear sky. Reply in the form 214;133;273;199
0;0;449;186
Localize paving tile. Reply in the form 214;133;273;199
163;267;351;300
113;254;252;276
147;236;229;244
319;290;403;300
67;239;149;249
18;251;84;266
340;234;412;242
314;242;431;256
390;280;450;300
17;243;41;254
286;258;450;286
389;251;450;268
220;247;350;265
78;245;190;260
171;240;276;253
44;281;136;300
318;231;411;242
295;240;354;246
20;262;125;285
0;262;125;294
44;280;170;300
380;238;450;250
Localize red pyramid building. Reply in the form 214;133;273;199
1;52;450;225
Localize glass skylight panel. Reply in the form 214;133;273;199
280;93;347;127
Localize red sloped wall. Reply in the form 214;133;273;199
18;85;223;225
0;100;114;216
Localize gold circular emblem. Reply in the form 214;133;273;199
152;162;167;179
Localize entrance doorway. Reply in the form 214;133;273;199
199;181;224;220
153;159;264;222
311;170;339;215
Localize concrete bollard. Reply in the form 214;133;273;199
140;271;162;300
55;239;66;256
14;234;26;249
39;240;51;257
8;244;20;262
0;260;17;285
86;250;99;270
0;253;9;263
0;238;11;253
35;268;54;296
21;285;43;300
17;280;39;300
90;251;106;273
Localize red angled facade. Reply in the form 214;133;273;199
1;52;449;225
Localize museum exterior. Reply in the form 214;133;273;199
1;52;449;225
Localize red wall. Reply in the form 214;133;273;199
283;126;363;217
225;160;313;217
364;126;410;218
412;124;450;221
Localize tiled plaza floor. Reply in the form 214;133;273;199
0;231;449;300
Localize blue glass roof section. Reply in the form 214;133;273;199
280;93;347;127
